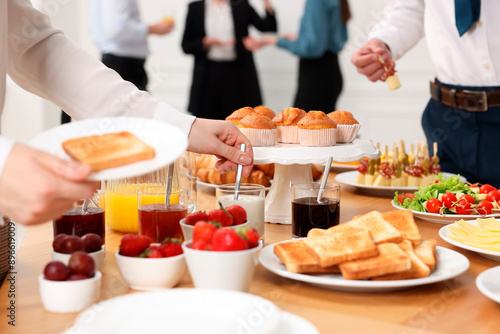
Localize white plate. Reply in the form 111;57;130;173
476;266;500;304
331;162;360;172
253;140;379;165
29;117;188;181
391;201;500;224
277;312;319;334
65;289;281;334
259;242;469;292
439;220;500;261
335;171;466;196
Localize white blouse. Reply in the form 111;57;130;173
205;0;237;61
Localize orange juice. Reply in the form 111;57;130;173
105;184;179;233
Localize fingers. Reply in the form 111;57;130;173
352;38;393;82
37;150;93;181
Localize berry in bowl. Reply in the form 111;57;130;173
115;235;186;290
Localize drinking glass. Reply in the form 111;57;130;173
291;183;340;238
138;186;188;243
216;184;265;238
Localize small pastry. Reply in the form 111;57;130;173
239;112;277;147
327;110;361;143
297;110;337;147
254;105;276;119
225;107;255;127
272;107;306;144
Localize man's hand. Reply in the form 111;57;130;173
351;38;394;82
187;119;254;177
148;21;175;35
242;36;277;52
0;144;100;225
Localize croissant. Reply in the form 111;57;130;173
311;164;323;181
221;171;249;184
254;164;275;178
207;168;223;185
197;168;210;183
248;169;271;187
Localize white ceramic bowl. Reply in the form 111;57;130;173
182;241;262;292
180;218;249;241
38;271;101;313
115;250;186;291
51;246;105;271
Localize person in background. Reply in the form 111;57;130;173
182;0;277;121
61;0;174;124
351;0;500;187
243;0;351;112
1;0;254;228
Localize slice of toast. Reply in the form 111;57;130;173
330;211;403;244
381;210;421;246
62;131;156;171
304;228;379;267
273;240;340;274
414;239;438;270
371;240;430;280
339;243;411;280
307;228;331;238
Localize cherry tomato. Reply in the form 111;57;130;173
486;190;500;203
460;194;475;205
442;192;457;209
455;198;472;215
397;193;415;205
477;200;494;215
479;184;497;194
426;198;442;214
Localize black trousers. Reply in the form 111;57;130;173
61;53;148;124
293;52;343;113
195;60;246;120
422;83;500;187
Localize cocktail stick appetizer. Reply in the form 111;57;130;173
391;146;406;187
374;145;394;186
400;139;409;183
378;55;401;91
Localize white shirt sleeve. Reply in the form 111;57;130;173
100;0;148;44
368;0;425;60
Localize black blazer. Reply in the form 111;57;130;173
182;0;277;115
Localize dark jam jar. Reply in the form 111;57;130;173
292;197;340;238
53;207;105;240
138;203;187;243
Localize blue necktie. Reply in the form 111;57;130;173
455;0;481;36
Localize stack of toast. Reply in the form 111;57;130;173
274;210;437;280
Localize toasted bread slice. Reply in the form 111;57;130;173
414;239;438;270
330;211;403;244
339;243;411;280
372;241;430;280
273;240;340;274
381;210;421;246
307;228;331;238
62;131;155;171
304;228;378;267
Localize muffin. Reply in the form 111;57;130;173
297;110;337;146
239;112;277;147
272;107;307;144
327;110;361;143
225;107;255;127
254;106;276;119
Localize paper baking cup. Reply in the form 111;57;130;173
240;128;277;147
299;128;336;147
336;124;361;143
277;125;299;144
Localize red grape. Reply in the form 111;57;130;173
61;235;85;254
43;261;69;281
81;233;103;253
68;251;95;278
52;234;69;253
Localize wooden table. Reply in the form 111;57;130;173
2;172;500;334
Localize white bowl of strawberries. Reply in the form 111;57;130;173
115;235;187;291
182;222;261;292
180;205;249;241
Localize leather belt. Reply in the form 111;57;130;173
430;80;500;112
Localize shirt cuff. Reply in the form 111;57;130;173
153;102;196;137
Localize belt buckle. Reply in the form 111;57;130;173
461;90;488;112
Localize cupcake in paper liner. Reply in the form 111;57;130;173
239;112;277;147
254;105;276;120
225;106;255;127
327;110;361;143
297;110;337;147
272;107;307;144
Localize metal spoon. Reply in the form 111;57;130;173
317;156;333;203
234;143;247;200
165;162;175;208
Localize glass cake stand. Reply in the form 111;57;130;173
253;140;380;224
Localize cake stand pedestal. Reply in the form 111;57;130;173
253;140;380;224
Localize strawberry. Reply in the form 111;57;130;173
119;234;152;257
140;247;163;258
159;238;183;257
192;240;212;251
226;205;247;226
185;211;209;226
236;226;260;248
211;228;249;251
193;221;218;244
208;209;233;226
